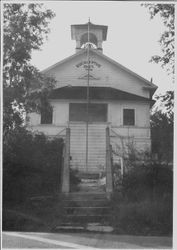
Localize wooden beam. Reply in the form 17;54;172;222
106;127;113;198
61;128;70;193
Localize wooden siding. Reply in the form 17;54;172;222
70;123;107;173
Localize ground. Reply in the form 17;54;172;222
2;231;172;249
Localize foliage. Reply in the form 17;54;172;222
112;199;172;236
144;4;175;75
121;164;173;202
151;110;173;163
111;163;173;235
3;3;55;135
3;209;49;232
118;140;151;171
144;4;174;123
3;196;67;231
154;90;174;118
3;127;63;205
70;169;81;192
144;4;174;165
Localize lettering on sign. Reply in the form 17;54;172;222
76;61;101;71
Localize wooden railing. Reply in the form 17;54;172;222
106;127;113;198
110;128;124;190
61;127;70;194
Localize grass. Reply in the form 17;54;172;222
3;196;66;232
111;196;172;236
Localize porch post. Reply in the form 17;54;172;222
61;127;70;193
106;127;113;198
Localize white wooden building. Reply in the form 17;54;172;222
28;22;157;176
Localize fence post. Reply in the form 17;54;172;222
106;127;113;198
61;127;70;194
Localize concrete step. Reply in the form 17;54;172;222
65;206;110;216
76;172;100;179
64;199;109;207
62;214;111;223
53;222;113;233
64;192;107;199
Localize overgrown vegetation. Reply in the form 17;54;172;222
151;110;173;164
111;164;173;236
3;128;64;206
3;127;81;231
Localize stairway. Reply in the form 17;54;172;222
70;123;107;173
54;192;113;232
53;170;113;232
54;124;113;232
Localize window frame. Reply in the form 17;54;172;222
122;108;136;126
40;106;53;125
69;103;108;122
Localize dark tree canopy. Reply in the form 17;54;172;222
3;4;55;135
151;110;173;163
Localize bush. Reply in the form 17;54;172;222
70;169;81;192
111;163;173;235
3;127;63;206
121;164;173;202
112;198;172;236
3;196;66;231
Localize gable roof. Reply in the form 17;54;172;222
42;49;157;93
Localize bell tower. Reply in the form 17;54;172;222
71;21;108;53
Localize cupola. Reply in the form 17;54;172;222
71;21;108;53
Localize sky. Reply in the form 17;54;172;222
30;1;174;96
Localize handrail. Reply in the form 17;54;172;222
110;128;124;186
61;127;70;194
106;127;113;198
56;127;67;137
111;128;133;139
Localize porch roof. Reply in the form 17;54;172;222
49;86;153;102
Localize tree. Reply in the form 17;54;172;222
150;110;173;163
144;4;174;119
3;4;55;136
144;4;174;162
144;4;174;75
154;90;174;119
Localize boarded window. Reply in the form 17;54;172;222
69;103;107;122
123;109;135;126
41;107;53;124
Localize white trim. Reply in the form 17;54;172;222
49;99;109;104
111;125;150;129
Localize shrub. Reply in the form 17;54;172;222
3;196;66;231
121;164;173;202
112;198;172;236
70;169;81;192
3;127;63;206
111;163;173;235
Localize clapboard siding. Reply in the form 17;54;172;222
70;123;107;173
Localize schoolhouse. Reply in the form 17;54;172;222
28;22;157;193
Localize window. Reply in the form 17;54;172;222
69;103;107;122
41;106;53;124
123;109;135;126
